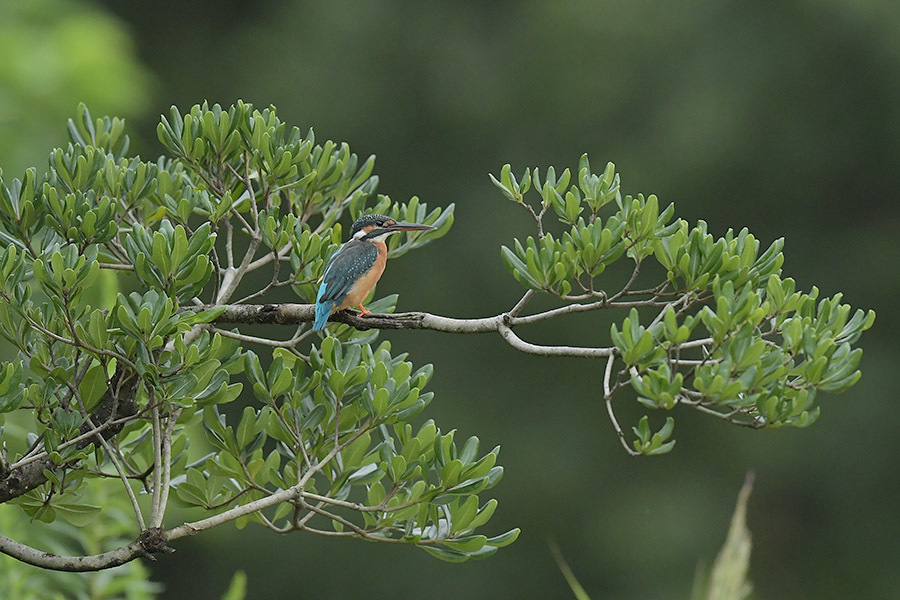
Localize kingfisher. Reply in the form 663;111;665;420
313;214;436;331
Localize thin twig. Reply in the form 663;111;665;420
98;262;134;271
608;261;641;302
86;416;146;530
508;290;535;317
603;354;639;456
225;219;235;269
497;323;614;358
10;303;137;371
149;405;163;528
245;242;292;273
7;413;137;471
152;408;181;529
211;326;307;348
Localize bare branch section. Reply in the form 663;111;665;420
0;529;172;573
190;302;617;358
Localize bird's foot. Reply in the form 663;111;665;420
357;304;372;317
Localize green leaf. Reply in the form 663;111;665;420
442;535;487;553
77;362;108;411
422;545;470;563
486;528;520;548
53;502;102;527
466;498;499;531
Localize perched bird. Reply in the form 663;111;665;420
313;214;436;331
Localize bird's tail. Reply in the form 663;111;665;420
313;300;334;331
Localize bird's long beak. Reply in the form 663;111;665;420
387;221;437;232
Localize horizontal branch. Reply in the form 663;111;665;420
497;324;614;358
0;528;171;573
197;303;499;333
191;302;618;358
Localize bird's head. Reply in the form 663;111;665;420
350;214;436;242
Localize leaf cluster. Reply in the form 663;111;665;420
493;155;874;453
175;338;516;560
0;101;501;565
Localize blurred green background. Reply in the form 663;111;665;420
2;1;898;598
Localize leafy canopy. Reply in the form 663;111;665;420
0;99;873;584
493;156;873;454
0;100;510;569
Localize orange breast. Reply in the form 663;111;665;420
337;241;387;311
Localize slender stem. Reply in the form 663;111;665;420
608;262;641;302
211;326;307;348
508;290;535;317
245;242;292;272
87;417;146;530
258;511;292;534
12;305;136;371
603;353;615;399
675;337;714;350
152;408;181;528
225;219;235;269
498;323;614;358
8;414;137;471
149;405;163;528
298;490;424;515
98;262;134;271
300;501;373;539
671;358;720;365
603;354;639;456
512;300;608;325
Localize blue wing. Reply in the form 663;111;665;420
313;240;379;331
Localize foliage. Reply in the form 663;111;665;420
0;99;873;596
492;157;874;454
93;3;894;597
0;101;508;579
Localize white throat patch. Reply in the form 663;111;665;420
353;228;396;242
368;230;395;243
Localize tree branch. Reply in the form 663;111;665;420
86;415;146;530
152;408;181;529
603;354;639;456
0;528;171;573
191;302;623;359
191;299;718;360
497;323;614;358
